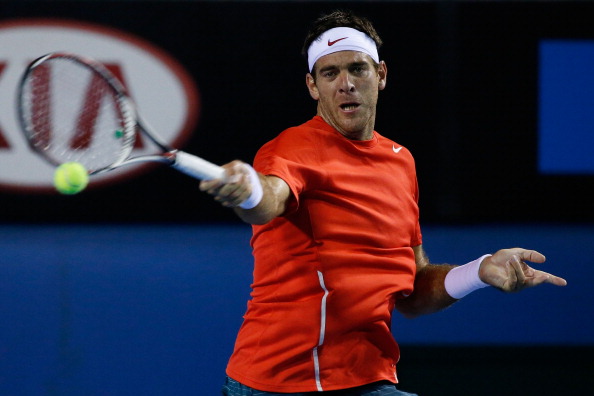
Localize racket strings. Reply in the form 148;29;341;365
21;57;133;172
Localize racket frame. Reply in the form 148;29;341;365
17;52;225;181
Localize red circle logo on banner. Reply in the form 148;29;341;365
0;18;200;193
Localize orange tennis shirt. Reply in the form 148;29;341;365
226;116;422;393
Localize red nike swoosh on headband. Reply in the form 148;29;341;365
328;37;348;46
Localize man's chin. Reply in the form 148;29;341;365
335;120;374;140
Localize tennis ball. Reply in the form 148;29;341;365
53;162;89;195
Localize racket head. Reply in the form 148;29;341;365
17;52;137;174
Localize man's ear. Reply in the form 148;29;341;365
305;73;319;100
378;61;387;91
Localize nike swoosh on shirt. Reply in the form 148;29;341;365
393;145;403;153
328;37;348;46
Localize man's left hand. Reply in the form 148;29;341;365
479;248;567;292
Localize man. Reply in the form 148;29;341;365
200;10;567;396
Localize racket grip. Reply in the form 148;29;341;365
171;151;225;180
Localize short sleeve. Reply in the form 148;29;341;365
253;127;325;215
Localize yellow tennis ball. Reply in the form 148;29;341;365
54;162;89;195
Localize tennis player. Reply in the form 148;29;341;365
200;10;567;396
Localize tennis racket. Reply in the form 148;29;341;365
17;52;225;180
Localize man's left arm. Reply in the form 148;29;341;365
394;245;567;319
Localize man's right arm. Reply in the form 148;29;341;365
199;159;291;225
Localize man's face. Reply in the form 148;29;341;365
306;51;387;141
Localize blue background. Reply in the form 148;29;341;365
539;40;594;174
1;223;588;395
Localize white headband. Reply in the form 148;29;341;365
307;27;379;72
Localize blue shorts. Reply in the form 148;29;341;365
221;377;418;396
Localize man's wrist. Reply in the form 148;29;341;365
238;164;263;210
444;254;492;299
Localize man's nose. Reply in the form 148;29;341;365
337;71;355;93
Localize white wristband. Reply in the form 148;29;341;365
238;163;263;209
444;254;492;299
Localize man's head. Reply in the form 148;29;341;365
302;10;383;77
302;10;387;141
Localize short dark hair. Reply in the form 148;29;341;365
301;10;383;65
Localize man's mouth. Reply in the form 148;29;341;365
340;103;360;111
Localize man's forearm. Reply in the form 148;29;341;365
234;174;290;225
395;264;457;318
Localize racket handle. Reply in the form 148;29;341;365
171;151;225;180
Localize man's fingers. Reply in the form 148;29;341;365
199;160;255;207
224;162;245;184
199;179;223;192
516;249;546;264
538;271;568;287
513;249;566;287
216;182;249;207
508;255;526;290
516;265;567;289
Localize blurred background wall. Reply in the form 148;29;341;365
0;1;592;395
